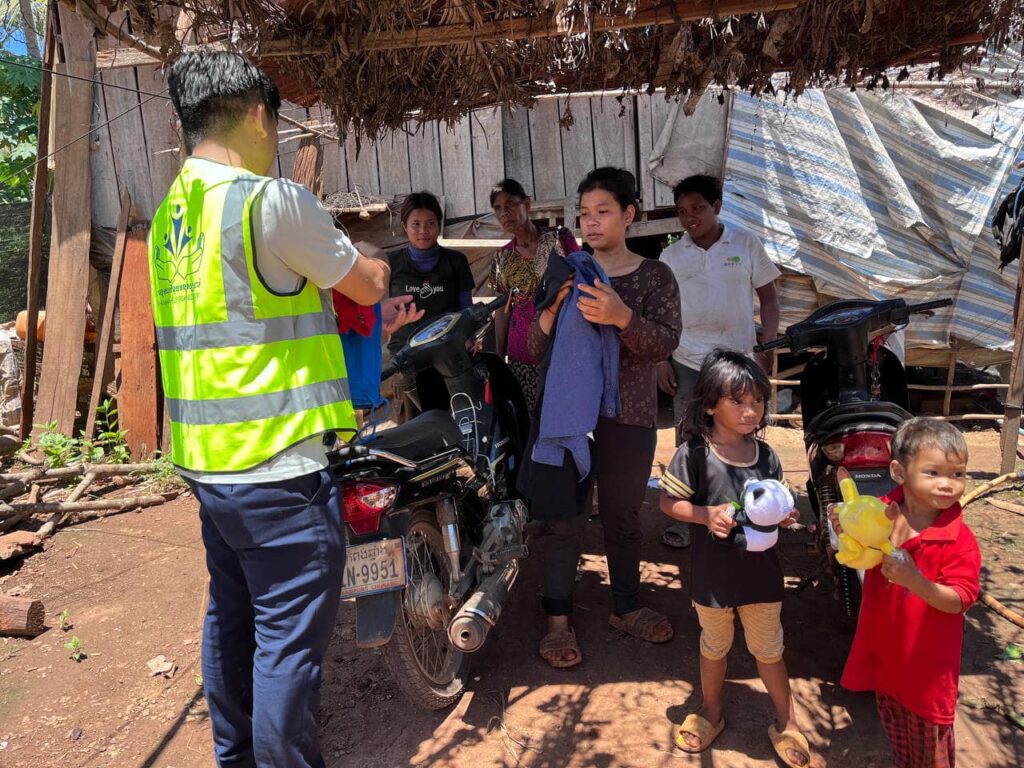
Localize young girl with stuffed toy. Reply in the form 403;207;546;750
830;417;980;768
659;349;824;767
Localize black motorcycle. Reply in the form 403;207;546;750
755;297;952;616
328;294;531;709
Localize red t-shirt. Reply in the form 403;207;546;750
841;486;981;725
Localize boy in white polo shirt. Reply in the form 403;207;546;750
657;174;781;548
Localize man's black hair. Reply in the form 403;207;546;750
672;174;722;206
168;51;281;152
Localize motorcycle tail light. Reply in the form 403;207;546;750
342;481;398;535
823;432;892;468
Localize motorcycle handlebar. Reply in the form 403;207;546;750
380;362;398;382
479;292;509;314
908;299;953;313
753;337;788;353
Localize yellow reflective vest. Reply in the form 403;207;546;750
148;159;356;472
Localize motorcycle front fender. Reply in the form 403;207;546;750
354;590;400;648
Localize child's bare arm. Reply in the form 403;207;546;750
881;552;964;614
660;495;736;538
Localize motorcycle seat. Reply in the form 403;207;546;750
368;410;464;462
805;401;910;443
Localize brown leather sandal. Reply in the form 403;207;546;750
608;607;674;643
539;628;582;669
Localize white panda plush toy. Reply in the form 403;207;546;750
727;478;795;552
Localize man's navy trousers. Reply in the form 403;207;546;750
188;469;346;768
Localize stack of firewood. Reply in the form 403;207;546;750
0;461;180;562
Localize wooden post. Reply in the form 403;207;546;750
291;134;324;196
942;352;956;418
117;227;159;460
0;595;45;638
33;6;96;437
19;13;55;440
1000;255;1024;474
84;193;132;438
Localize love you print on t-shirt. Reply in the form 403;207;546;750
406;278;446;300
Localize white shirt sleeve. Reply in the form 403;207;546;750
750;233;781;289
253;179;358;291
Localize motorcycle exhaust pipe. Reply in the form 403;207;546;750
447;560;519;653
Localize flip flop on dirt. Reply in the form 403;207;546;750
539;628;582;669
662;522;691;549
769;724;826;767
674;712;726;753
608;607;674;643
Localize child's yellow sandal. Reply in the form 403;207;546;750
674;713;725;753
769;724;822;767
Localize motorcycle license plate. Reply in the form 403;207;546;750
340;538;407;599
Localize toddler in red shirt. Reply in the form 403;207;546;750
829;417;980;768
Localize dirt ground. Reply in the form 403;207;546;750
1;426;1022;768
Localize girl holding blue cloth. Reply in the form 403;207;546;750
519;167;682;668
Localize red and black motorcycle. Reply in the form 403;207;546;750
328;295;531;709
755;297;952;616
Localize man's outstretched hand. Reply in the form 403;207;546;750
382;295;425;336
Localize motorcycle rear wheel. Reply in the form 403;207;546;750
383;508;470;710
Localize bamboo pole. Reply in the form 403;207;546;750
350;0;804;51
961;470;1024;507
981;592;1024;630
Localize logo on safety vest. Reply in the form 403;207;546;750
155;205;205;285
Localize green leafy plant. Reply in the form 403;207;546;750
92;399;130;464
64;635;85;662
57;608;72;632
150;452;185;490
30;421;79;468
27;399;130;467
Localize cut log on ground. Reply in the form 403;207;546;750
17;492;178;517
0;595;45;637
987;498;1024;517
0;462;156;485
0;510;31;535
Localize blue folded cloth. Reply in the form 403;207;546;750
532;250;620;478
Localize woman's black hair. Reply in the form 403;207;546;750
678;349;772;443
400;191;443;225
576;166;641;213
489;178;529;207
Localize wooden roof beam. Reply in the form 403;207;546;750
96;0;803;67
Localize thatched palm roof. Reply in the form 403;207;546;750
107;1;1023;138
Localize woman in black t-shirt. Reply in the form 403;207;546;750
387;192;474;421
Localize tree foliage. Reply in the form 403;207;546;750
0;52;40;203
1;1;44;203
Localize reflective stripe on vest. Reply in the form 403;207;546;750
149;161;356;473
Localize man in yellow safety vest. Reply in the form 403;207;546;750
150;51;392;767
